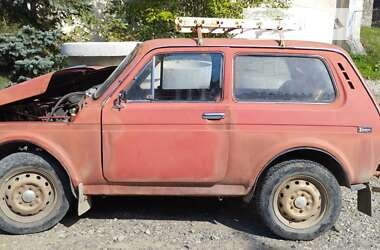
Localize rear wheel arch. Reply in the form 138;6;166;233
0;140;77;198
253;147;351;191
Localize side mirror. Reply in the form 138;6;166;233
120;89;128;100
113;90;127;110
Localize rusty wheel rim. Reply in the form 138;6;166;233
273;175;327;229
0;169;57;223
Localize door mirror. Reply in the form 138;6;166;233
113;90;127;110
120;89;128;101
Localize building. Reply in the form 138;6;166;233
237;0;367;53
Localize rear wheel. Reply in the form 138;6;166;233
0;152;70;234
255;160;341;240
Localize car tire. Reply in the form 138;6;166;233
255;159;342;240
0;152;71;234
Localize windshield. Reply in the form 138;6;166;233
93;43;141;99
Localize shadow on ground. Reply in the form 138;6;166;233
61;196;278;240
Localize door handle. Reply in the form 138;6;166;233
202;112;225;120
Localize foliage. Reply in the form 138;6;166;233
0;74;10;89
0;26;65;83
0;0;92;30
99;0;292;41
352;26;380;80
0;19;20;34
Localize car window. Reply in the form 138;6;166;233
126;53;223;102
234;55;336;103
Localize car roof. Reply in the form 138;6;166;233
138;38;347;54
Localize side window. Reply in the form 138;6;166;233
127;53;223;102
234;56;336;103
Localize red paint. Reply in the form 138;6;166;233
0;39;379;196
0;66;103;106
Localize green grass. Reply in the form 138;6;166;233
352;26;380;80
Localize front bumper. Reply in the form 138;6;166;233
356;182;380;216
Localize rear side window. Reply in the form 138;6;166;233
234;56;336;103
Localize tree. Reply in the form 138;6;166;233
100;0;291;41
0;0;92;30
0;26;65;82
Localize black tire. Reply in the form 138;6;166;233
0;152;71;234
255;160;341;240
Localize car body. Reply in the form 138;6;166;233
0;38;379;239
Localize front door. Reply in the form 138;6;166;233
102;50;229;184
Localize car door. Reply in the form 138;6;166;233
101;48;229;184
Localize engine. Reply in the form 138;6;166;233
0;66;116;122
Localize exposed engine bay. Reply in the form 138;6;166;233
0;66;116;122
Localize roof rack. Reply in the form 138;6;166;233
175;16;300;47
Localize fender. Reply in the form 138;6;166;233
247;140;354;192
0;135;79;186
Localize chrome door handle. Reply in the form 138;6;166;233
202;112;225;120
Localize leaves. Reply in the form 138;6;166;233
0;0;92;30
102;0;291;41
0;26;65;82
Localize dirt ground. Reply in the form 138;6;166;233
0;177;379;250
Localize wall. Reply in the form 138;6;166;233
362;0;374;26
237;0;337;43
61;42;140;66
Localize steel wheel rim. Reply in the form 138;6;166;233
0;169;57;223
273;175;328;229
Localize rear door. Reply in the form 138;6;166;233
101;48;230;183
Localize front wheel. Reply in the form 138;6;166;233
0;152;70;234
255;160;342;240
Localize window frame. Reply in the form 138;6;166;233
232;53;338;104
125;51;225;103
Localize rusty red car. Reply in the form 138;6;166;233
0;38;379;240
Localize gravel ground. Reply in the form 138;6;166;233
0;177;379;250
0;80;379;250
366;80;380;100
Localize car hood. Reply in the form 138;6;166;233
0;66;106;106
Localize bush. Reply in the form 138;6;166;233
0;26;65;83
0;74;10;89
0;19;20;34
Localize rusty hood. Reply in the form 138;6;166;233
0;66;114;106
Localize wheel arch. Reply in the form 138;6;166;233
0;140;77;198
253;147;351;192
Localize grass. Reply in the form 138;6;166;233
351;26;380;80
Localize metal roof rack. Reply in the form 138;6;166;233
175;16;300;47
